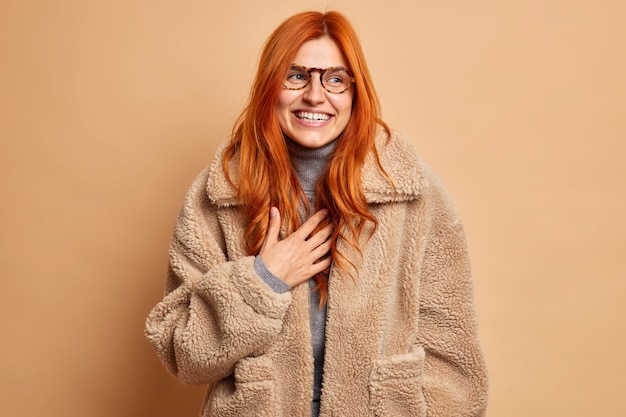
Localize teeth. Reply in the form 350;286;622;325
296;111;330;121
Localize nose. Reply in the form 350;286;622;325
302;75;326;105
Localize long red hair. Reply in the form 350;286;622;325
223;11;391;304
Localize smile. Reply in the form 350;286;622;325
295;111;331;122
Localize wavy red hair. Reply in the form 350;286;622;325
223;11;391;304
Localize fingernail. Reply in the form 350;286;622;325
270;207;277;217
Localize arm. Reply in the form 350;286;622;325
144;168;292;385
417;170;489;416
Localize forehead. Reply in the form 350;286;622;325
292;37;348;69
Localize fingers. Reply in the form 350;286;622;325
259;207;333;287
318;222;334;241
310;255;333;276
263;206;281;247
306;222;333;249
296;208;329;238
310;237;332;262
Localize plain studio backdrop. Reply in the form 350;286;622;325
1;1;624;416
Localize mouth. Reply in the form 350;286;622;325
294;111;332;122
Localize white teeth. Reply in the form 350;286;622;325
296;111;330;121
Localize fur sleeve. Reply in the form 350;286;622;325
417;166;489;416
144;167;292;385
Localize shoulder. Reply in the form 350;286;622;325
186;142;239;207
375;129;423;178
365;129;459;215
362;129;429;202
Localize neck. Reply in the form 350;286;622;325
286;137;338;192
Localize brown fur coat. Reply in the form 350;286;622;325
145;130;488;416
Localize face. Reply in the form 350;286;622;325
276;37;354;149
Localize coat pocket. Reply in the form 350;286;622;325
368;348;427;417
203;355;277;417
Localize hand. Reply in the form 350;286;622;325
259;207;333;288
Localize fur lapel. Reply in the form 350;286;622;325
206;130;424;206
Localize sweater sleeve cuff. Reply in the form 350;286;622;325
254;256;291;294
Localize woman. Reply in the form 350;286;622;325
145;10;488;417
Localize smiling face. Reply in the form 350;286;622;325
276;37;354;149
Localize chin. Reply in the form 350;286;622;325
297;137;333;148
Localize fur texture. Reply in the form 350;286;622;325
145;130;488;416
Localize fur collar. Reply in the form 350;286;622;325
206;129;425;207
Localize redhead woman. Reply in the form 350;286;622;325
145;10;488;417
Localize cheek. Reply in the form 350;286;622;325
275;95;290;130
278;92;299;120
335;96;354;122
276;91;293;114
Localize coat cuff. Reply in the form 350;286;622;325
254;255;291;294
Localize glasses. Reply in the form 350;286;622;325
283;65;355;94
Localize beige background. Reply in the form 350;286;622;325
1;0;624;416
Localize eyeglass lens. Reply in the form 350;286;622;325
284;66;351;93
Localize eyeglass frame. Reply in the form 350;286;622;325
282;64;356;94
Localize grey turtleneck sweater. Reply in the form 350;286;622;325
253;138;337;417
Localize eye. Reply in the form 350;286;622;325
323;69;348;86
325;75;344;85
286;72;306;81
285;68;309;84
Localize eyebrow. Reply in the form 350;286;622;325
289;64;348;71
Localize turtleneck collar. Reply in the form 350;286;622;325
285;136;339;192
